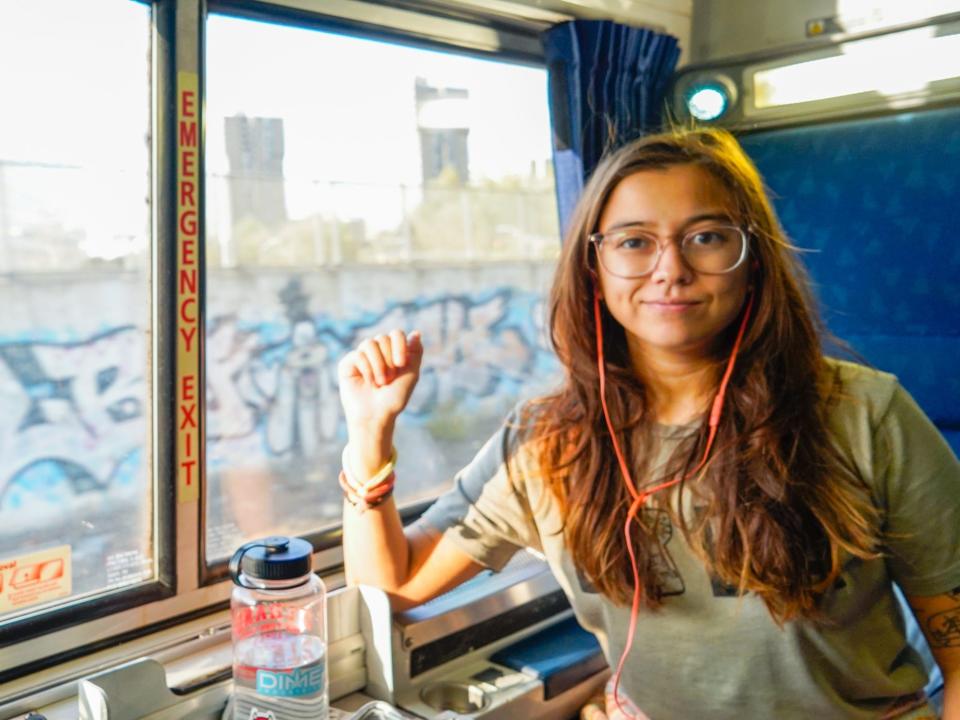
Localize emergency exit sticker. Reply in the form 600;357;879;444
176;70;200;504
0;545;71;613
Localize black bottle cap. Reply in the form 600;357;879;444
228;536;314;586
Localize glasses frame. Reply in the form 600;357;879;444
588;224;751;278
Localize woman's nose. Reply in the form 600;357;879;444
650;241;693;284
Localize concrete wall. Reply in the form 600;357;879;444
0;263;561;563
0;261;562;584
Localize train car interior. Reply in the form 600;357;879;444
1;0;958;718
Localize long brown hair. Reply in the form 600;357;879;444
529;127;880;624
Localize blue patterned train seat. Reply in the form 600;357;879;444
740;106;960;457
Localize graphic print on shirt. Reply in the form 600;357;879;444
693;504;741;597
573;508;684;596
643;508;685;596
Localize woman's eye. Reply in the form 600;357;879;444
690;231;724;246
616;235;654;251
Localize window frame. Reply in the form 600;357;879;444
196;1;553;584
207;0;551;65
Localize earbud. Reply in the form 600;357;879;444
748;258;760;292
592;280;604;304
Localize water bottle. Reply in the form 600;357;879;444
229;536;328;720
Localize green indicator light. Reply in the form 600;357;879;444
687;86;728;121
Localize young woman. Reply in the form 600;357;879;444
337;128;960;719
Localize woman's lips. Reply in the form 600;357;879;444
644;300;701;313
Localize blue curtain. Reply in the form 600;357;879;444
543;20;681;233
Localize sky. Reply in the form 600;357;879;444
0;1;150;263
0;0;555;259
205;13;553;184
204;13;554;232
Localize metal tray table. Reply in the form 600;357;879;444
348;700;421;719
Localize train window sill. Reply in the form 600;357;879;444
2;583;365;720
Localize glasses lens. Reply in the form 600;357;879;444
598;230;659;277
682;227;744;274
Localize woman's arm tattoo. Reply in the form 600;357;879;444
924;586;960;648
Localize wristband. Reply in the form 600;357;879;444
340;470;395;510
342;444;397;492
340;470;395;501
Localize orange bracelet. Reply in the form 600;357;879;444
341;445;397;492
339;468;395;499
340;470;395;509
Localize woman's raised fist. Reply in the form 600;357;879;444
337;329;424;432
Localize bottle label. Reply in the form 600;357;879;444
247;709;276;720
255;664;325;697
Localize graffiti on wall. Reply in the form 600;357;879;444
0;327;145;511
0;282;558;510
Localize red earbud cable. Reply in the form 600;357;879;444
593;289;754;717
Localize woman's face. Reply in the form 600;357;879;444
594;163;751;362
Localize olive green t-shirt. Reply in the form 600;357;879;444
416;359;960;718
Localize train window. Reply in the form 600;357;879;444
753;27;960;110
0;0;152;621
203;14;561;563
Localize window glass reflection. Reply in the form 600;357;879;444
204;14;561;562
0;0;153;620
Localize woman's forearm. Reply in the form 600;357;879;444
342;421;411;591
343;495;410;591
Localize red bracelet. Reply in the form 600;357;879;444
339;469;395;499
340;470;395;509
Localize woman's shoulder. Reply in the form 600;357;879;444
503;396;564;443
498;397;571;484
479;399;548;472
822;357;901;425
820;357;947;471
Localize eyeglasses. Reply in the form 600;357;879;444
589;224;749;278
